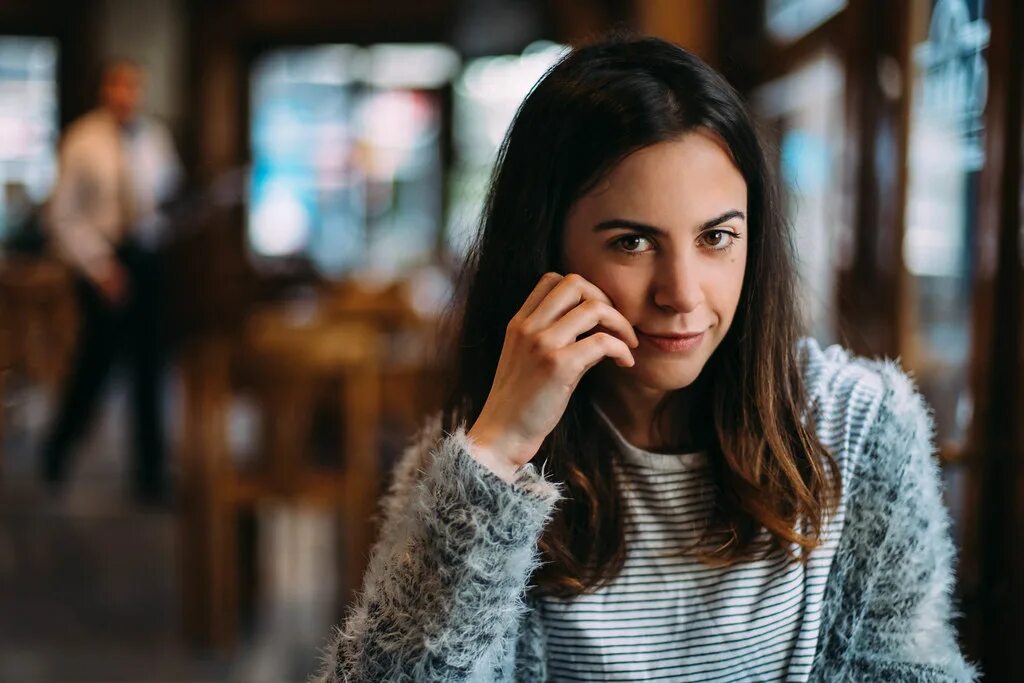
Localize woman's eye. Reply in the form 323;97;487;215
615;235;652;254
701;230;736;251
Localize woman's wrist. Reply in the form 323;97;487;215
466;422;532;484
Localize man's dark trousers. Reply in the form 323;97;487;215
42;237;166;502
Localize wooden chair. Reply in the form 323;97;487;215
178;308;382;649
323;278;447;434
0;256;77;476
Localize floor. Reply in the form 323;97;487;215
0;370;346;683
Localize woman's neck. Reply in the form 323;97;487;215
592;372;711;453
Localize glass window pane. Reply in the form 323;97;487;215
0;36;59;240
755;52;848;345
765;0;847;42
903;0;990;450
446;41;568;257
248;44;457;279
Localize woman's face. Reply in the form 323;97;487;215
562;130;748;393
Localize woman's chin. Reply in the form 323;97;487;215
615;360;705;393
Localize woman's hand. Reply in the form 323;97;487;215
466;272;639;482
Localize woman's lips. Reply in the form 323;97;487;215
636;330;706;353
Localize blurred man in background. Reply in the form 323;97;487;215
42;58;182;504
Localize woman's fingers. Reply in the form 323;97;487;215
539;298;639;350
563;332;635;373
524;273;616;331
514;272;564;321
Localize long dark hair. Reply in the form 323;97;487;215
440;34;840;597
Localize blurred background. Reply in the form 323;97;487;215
0;0;1020;681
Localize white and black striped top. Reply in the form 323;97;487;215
539;402;859;682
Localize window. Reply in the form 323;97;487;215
446;41;568;257
0;36;58;240
248;43;458;279
765;0;847;42
903;0;990;450
755;52;848;344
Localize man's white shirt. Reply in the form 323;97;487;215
48;109;182;281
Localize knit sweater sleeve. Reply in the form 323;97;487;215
809;361;980;682
313;417;561;683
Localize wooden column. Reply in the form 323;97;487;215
959;0;1024;676
834;0;910;358
634;0;717;66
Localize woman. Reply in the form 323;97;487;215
315;35;977;682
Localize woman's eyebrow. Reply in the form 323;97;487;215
593;209;746;236
593;219;668;237
698;209;746;230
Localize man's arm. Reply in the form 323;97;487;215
48;132;119;287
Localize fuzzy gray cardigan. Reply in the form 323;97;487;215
314;339;980;682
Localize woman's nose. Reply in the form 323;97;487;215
652;258;705;314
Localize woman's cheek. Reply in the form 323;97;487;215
591;267;644;317
603;287;640;323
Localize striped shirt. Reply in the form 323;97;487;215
539;400;863;682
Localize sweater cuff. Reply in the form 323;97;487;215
422;427;561;547
448;425;561;503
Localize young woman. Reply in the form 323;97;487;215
315;35;977;682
